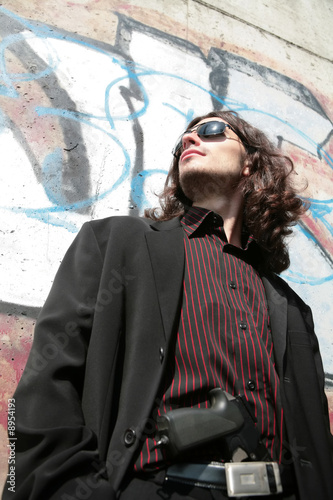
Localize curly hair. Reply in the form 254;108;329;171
145;110;308;274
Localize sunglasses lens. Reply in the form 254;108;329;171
172;121;230;156
197;121;227;137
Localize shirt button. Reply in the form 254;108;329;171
247;380;256;391
239;322;247;330
213;215;222;227
124;428;136;447
229;282;236;289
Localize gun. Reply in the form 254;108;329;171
156;388;267;461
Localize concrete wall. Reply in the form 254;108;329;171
1;0;332;486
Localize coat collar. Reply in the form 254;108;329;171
147;216;183;231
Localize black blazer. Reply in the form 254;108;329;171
3;216;333;500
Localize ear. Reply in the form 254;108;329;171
242;159;250;177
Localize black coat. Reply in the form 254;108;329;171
3;216;333;499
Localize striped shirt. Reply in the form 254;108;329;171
135;206;284;471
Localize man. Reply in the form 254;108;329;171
3;110;333;500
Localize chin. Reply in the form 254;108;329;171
180;171;223;201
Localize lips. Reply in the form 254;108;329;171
180;148;205;162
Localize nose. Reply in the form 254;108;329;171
182;129;200;150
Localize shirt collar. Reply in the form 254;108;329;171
181;206;221;237
181;205;254;250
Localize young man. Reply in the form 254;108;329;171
3;111;333;500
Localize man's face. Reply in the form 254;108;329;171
178;117;248;202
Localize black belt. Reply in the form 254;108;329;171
165;461;296;497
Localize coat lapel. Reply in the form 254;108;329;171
145;218;185;343
262;275;288;376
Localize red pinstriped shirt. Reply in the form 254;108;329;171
135;206;284;471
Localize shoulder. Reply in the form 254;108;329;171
78;215;181;255
86;215;182;235
265;272;314;327
271;273;308;306
87;215;155;233
77;216;154;250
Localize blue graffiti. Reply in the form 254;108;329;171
283;270;333;286
131;169;168;209
310;198;333;236
0;6;332;286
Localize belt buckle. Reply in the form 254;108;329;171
225;462;283;497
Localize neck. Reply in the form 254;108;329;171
193;191;245;247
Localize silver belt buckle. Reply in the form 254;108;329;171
225;462;283;497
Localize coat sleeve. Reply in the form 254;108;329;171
2;223;116;500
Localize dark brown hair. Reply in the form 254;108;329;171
145;110;308;274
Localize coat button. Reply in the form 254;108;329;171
159;347;165;363
247;380;256;391
124;428;136;447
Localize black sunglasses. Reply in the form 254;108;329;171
172;120;239;156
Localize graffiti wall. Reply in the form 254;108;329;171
0;0;332;485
